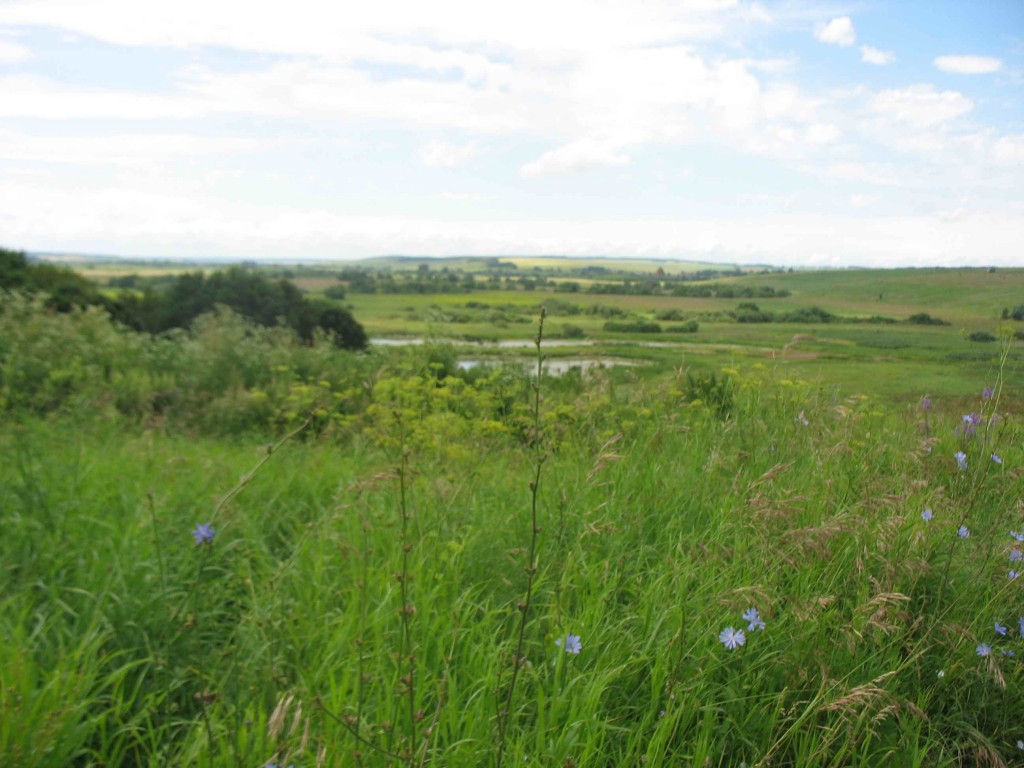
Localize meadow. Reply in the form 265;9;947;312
2;260;1024;766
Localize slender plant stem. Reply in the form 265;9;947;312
495;308;546;768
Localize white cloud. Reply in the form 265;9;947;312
850;194;879;208
0;129;270;166
815;17;855;47
934;55;1003;75
805;123;840;144
860;46;894;65
822;163;901;187
993;135;1024;164
0;39;31;63
418;140;478;168
4;178;1022;267
0;75;198;119
871;84;973;128
521;138;631;179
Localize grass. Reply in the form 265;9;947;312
1;318;1023;765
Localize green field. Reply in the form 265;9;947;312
3;256;1023;765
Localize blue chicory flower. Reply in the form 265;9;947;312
1012;531;1024;543
977;643;992;657
995;622;1008;636
921;507;934;522
719;626;746;650
1010;550;1022;563
192;523;216;545
982;387;994;399
955;451;968;470
743;607;766;631
957;525;970;539
555;633;582;655
992;453;1003;465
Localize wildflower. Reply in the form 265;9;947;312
936;670;945;678
1010;571;1020;580
982;386;994;399
719;626;746;650
555;633;582;655
921;396;931;411
921;507;934;522
1010;550;1022;563
960;414;980;437
977;643;992;657
1018;739;1024;750
1012;531;1024;543
743;607;766;631
192;523;216;545
992;453;1003;465
1020;616;1024;635
996;622;1008;636
955;451;968;470
957;525;970;539
1001;649;1015;657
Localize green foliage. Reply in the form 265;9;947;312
666;320;699;333
683;370;735;416
3;363;1020;765
603;319;662;333
909;312;950;326
0;247;109;312
778;305;836;323
968;331;997;342
119;266;367;350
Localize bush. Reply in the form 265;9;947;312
733;302;774;323
779;306;835;323
908;313;949;326
603;320;663;334
968;331;996;342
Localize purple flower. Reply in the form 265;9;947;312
955;451;968;470
990;453;1002;465
921;396;931;411
921;507;934;522
555;633;582;655
1012;531;1024;543
957;525;970;539
1010;571;1021;580
982;387;994;399
192;523;216;545
996;622;1008;636
1010;550;1022;563
1020;617;1024;635
719;626;746;650
743;607;766;631
1001;648;1015;657
977;643;992;657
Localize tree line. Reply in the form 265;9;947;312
0;248;367;350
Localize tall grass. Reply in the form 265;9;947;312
0;305;1022;766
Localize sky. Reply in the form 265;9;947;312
0;0;1022;268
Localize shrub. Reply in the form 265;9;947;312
779;306;835;323
968;331;996;342
602;320;662;333
908;313;949;326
